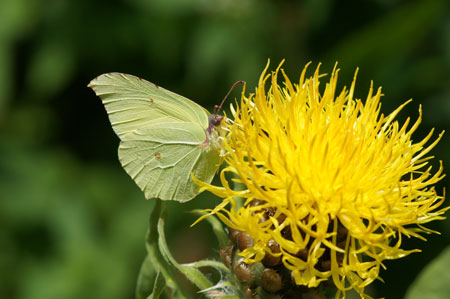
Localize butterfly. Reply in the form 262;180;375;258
89;73;242;202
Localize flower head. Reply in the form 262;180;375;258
195;61;447;298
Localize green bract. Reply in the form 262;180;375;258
89;73;222;202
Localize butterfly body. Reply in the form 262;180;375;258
89;73;223;202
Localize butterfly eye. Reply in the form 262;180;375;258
213;114;224;126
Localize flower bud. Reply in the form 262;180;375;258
238;231;254;251
260;268;282;293
262;239;281;267
228;227;241;244
234;259;253;283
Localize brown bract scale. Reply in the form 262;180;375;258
234;259;254;283
220;245;233;269
244;287;257;299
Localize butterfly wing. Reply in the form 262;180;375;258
88;72;210;138
89;73;221;202
119;123;220;201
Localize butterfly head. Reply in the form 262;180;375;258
204;80;244;150
208;113;224;135
208;80;244;134
211;112;224;126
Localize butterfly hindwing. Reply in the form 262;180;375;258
118;122;217;201
119;141;201;202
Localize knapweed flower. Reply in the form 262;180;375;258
195;61;447;298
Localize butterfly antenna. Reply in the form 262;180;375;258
214;80;245;115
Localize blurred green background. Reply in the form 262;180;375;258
1;0;449;298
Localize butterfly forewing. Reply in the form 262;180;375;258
121;122;207;144
89;73;210;139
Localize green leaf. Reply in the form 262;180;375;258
143;200;190;298
136;255;156;299
182;260;241;298
190;210;229;248
158;208;213;291
183;259;229;273
405;246;450;299
146;271;166;299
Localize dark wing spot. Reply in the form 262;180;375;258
155;152;162;159
149;98;154;103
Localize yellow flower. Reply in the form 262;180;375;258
195;61;447;298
